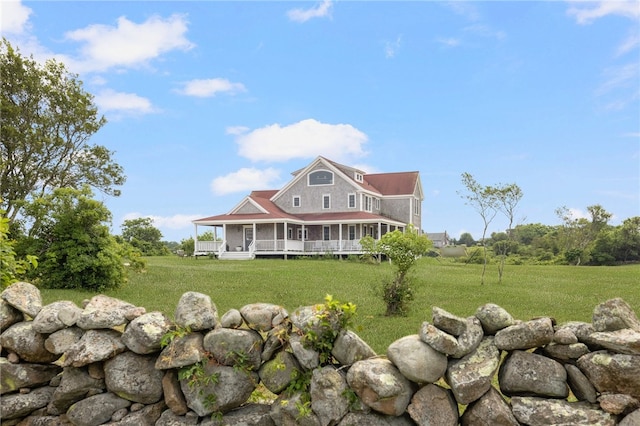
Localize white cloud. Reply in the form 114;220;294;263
121;212;202;234
595;63;640;110
384;35;403;58
616;31;640;57
226;126;250;136
444;2;481;22
287;0;333;23
210;168;281;195
62;14;194;73
1;0;32;34
566;1;640;24
235;118;368;163
94;89;157;115
176;78;246;98
437;37;462;48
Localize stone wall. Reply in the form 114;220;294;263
1;281;639;426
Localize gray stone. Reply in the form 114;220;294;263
446;337;500;405
598;393;640;415
310;366;349;426
407;383;458;426
271;391;321;426
590;328;640;355
346;358;414;416
240;303;287;332
291;304;341;344
560;321;600;348
542;342;590;360
259;350;301;395
0;385;55;420
203;327;263;371
577;351;640;399
121;311;172;355
113;400;167;425
0;321;59;363
105;352;164;404
261;324;287;362
200;403;274;426
155;332;204;370
553;327;578;344
290;333;320;370
499;350;568;398
494;317;554;351
63;329;126;368
0;358;61;395
66;392;131;426
419;322;459;355
0;298;23;331
76;295;141;330
220;308;243;329
432;306;467;336
452;316;484;358
460;387;519;426
475;303;515;334
565;364;597;404
337;412;416;425
511;396;617;426
47;366;105;415
620;408;640;426
32;301;82;334
180;364;258;416
45;327;84;355
331;329;376;365
156;409;200;425
161;369;189;416
593;298;640;332
1;281;42;318
174;291;218;331
387;334;447;384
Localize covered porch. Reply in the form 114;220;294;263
192;215;405;259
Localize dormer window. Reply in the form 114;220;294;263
354;172;363;183
308;170;333;186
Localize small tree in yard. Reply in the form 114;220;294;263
375;225;432;316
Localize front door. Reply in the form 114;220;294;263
243;227;254;251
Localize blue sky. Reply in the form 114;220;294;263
3;1;639;242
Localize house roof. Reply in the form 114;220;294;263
364;171;420;196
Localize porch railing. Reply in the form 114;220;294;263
196;239;363;254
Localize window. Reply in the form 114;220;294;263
348;193;356;208
323;226;331;241
354;172;363;182
374;198;380;210
348;225;356;240
293;196;301;208
364;195;372;212
323;194;331;209
414;198;420;215
308;170;333;186
297;228;308;240
288;228;293;239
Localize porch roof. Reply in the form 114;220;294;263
193;210;405;226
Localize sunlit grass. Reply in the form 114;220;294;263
40;256;640;354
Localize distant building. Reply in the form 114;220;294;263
426;231;450;248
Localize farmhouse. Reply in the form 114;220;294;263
192;156;423;259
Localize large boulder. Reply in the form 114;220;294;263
203;327;264;371
105;351;164;404
592;298;640;332
446;337;501;405
407;384;458;426
499;350;568;398
310;366;350;426
63;329;126;367
494;317;554;351
121;311;173;355
47;366;105;415
66;392;132;426
174;292;218;331
0;358;61;395
387;334;447;384
1;281;42;318
511;396;617;426
577;351;640;399
76;295;144;330
0;321;59;363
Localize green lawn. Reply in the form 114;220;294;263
40;257;640;354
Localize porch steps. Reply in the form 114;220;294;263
218;251;255;261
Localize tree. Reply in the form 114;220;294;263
457;232;476;247
494;182;523;283
375;225;432;316
0;38;125;229
121;217;169;256
458;173;499;284
555;204;612;265
0;209;37;287
28;187;128;291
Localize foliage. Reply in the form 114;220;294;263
0;209;37;287
180;237;195;256
121;217;170;256
160;325;192;348
555;204;612;265
456;232;476;246
374;225;432;316
27;187;127;291
0;38;125;229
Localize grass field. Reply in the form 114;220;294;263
39;256;640;354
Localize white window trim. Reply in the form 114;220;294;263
297;228;308;240
348;225;356;240
292;195;301;208
308;169;334;186
414;198;420;215
323;225;331;241
288;227;293;239
322;194;331;210
347;193;356;209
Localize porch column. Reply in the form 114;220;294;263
378;222;382;240
284;221;288;252
302;224;306;252
194;224;198;252
222;224;227;250
253;223;257;251
338;223;343;251
273;223;277;250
